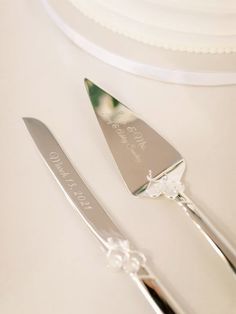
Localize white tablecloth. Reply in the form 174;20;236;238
0;1;236;313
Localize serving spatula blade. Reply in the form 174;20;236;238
84;78;185;196
85;79;236;274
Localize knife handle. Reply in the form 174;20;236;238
132;266;185;314
176;192;236;274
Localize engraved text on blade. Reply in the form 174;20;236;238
49;152;92;210
106;119;147;163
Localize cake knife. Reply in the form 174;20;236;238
23;117;185;314
84;79;236;274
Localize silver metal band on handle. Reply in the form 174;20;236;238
105;238;184;313
133;266;185;314
176;192;236;274
105;238;186;313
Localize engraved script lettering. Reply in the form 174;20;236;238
49;152;93;210
106;118;147;163
126;126;147;150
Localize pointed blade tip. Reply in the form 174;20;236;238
22;117;37;122
22;118;48;136
84;78;93;87
22;116;30;122
22;117;34;128
84;78;102;92
22;117;39;126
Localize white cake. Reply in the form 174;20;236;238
69;0;236;53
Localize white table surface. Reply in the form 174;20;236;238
0;1;236;314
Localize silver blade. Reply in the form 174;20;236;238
84;81;236;275
85;79;184;195
23;118;185;313
23;118;124;247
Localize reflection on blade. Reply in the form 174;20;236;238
85;79;183;195
23;117;185;314
23;117;124;248
85;79;236;275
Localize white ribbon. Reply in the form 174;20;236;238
42;0;236;86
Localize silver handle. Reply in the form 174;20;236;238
105;240;184;313
132;266;185;314
176;192;236;274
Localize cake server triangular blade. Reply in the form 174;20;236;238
85;78;236;275
84;78;185;196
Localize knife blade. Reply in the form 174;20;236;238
23;117;185;314
84;79;236;274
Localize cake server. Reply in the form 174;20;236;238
23;117;185;314
84;79;236;274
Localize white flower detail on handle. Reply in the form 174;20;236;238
145;170;184;199
106;238;146;274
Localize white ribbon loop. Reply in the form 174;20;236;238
42;0;236;86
